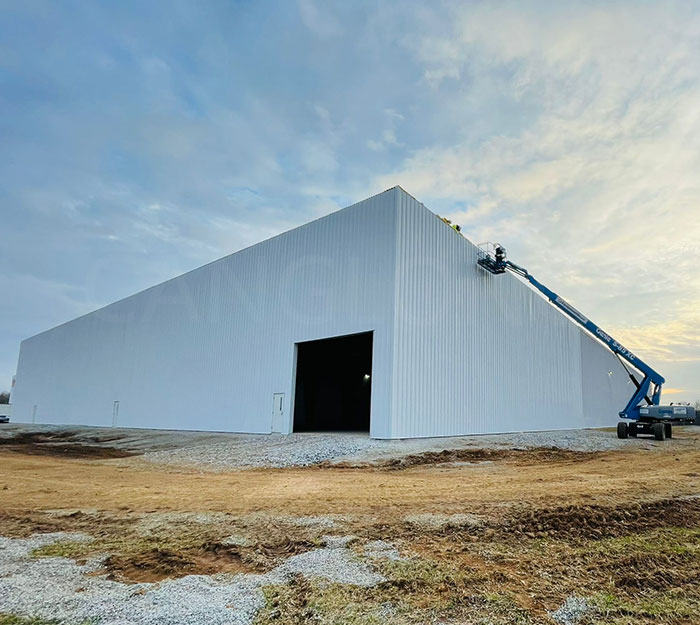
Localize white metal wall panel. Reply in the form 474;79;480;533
579;330;634;423
13;186;633;439
12;190;399;437
389;189;629;438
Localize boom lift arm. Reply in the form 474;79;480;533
476;243;695;439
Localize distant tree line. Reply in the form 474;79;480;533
0;392;9;404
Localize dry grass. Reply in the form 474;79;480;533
7;500;700;622
3;432;700;623
0;617;65;625
27;511;325;583
251;520;700;624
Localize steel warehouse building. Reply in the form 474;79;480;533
12;187;630;438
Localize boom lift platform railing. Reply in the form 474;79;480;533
476;242;696;441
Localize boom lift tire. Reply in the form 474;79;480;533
617;421;628;439
628;422;638;437
664;423;672;439
653;422;666;441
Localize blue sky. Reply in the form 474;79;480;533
1;1;699;401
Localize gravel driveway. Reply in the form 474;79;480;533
142;427;691;470
3;423;695;471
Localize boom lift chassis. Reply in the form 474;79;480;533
476;243;696;440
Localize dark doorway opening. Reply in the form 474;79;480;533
293;331;373;432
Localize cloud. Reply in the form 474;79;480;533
375;1;700;395
0;0;398;390
298;0;342;39
0;0;698;403
612;305;700;365
367;109;406;152
661;388;686;396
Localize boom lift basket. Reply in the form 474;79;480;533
476;242;507;274
473;238;696;439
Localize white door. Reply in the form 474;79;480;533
272;393;285;433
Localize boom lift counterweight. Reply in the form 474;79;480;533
476;243;696;440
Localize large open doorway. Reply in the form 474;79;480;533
293;331;373;432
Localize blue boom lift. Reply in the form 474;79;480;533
476;243;696;441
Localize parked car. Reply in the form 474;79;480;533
0;415;9;424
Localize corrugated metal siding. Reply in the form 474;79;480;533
13;186;631;438
389;190;628;438
12;189;399;437
580;330;633;423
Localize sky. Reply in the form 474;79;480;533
1;0;699;402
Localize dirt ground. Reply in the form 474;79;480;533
2;426;700;624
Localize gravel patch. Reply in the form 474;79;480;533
549;596;591;625
141;428;677;470
144;432;386;469
133;511;235;537
404;513;484;531
274;542;383;587
322;534;357;549
6;423;690;471
363;540;403;561
229;512;350;531
378;601;398;618
0;532;384;625
283;515;340;529
221;534;252;548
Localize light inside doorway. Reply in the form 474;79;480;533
293;331;373;432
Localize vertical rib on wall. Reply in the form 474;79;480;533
12;189;400;436
389;189;626;438
12;186;633;439
579;330;632;422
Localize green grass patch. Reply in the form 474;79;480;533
254;555;539;625
0;615;63;625
587;589;700;624
580;527;700;558
0;616;94;625
30;541;88;559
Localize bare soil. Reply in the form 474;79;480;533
2;427;700;623
0;430;138;459
2;443;699;515
327;445;603;469
101;546;256;583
